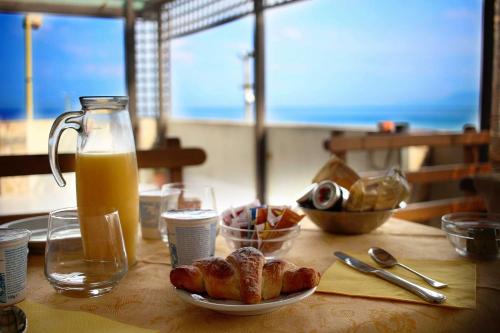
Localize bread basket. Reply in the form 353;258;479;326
300;206;395;234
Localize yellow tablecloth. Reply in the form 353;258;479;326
18;300;157;333
25;218;500;333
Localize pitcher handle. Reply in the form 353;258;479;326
48;111;84;187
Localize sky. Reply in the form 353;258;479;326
171;0;483;108
265;0;482;107
0;14;125;118
0;0;484;126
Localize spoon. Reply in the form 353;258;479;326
368;247;448;289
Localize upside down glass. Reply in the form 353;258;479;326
44;208;128;297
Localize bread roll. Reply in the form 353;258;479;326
312;156;360;189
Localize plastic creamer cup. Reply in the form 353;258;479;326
161;209;218;267
140;190;162;240
0;229;31;307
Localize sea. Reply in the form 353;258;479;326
172;105;479;130
0;104;478;130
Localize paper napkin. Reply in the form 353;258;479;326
317;253;476;308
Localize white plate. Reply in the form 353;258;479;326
174;287;317;315
1;216;49;254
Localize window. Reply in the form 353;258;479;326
0;13;125;120
266;0;483;130
170;17;254;121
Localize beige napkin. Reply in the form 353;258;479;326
317;253;476;308
18;300;158;332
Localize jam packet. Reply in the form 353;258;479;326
222;201;304;252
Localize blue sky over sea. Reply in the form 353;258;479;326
0;0;483;130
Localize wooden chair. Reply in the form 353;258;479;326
0;138;206;223
324;129;491;223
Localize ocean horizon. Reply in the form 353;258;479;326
0;104;478;130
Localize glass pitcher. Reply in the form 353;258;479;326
48;96;139;266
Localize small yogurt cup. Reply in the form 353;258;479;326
0;228;31;307
161;209;218;267
139;190;162;240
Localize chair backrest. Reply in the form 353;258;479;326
0;147;206;180
324;129;491;223
0;138;206;223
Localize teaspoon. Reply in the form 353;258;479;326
368;247;448;289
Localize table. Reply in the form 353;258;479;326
25;218;500;332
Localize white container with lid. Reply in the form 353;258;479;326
0;228;31;307
161;209;219;267
140;190;162;239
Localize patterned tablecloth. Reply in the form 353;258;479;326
25;218;500;333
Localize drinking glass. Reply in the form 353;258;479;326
159;183;219;267
159;183;217;242
44;208;128;297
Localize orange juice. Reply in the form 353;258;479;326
76;152;139;266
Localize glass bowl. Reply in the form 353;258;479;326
219;223;300;258
441;212;500;260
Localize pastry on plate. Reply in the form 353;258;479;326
170;247;320;304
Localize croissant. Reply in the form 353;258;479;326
170;247;320;304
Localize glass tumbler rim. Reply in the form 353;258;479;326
441;211;500;222
160;183;217;211
161;183;214;191
49;207;119;220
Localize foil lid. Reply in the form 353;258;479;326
162;209;218;221
312;180;341;210
0;229;31;247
